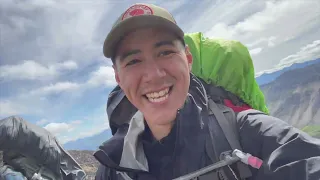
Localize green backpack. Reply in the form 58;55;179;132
184;32;269;114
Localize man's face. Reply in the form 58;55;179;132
113;27;192;126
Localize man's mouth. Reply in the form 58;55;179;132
144;86;173;103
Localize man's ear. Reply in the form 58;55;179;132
185;45;193;71
113;64;120;83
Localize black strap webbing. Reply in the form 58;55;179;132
207;99;242;151
207;99;252;179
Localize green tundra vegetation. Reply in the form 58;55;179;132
302;125;320;138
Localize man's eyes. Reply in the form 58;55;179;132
124;50;175;67
159;50;174;57
125;59;140;66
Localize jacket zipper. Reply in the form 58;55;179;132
172;109;181;178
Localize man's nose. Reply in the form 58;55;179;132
143;60;166;81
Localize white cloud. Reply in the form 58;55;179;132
34;118;84;143
0;65;116;118
28;65;116;96
43;119;85;138
0;60;78;81
61;124;109;144
246;36;277;48
0;0;112;77
70;120;83;125
256;40;320;76
203;0;320;73
206;1;316;42
53;60;78;70
36;118;49;125
79;126;108;140
0;95;48;118
278;40;320;67
44;122;73;136
28;0;57;7
87;66;116;87
58;107;110;143
0;100;28;117
0;61;57;80
250;47;263;56
58;117;109;144
233;2;281;32
30;82;81;96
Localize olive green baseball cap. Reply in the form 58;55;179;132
103;3;184;59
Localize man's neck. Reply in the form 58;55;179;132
146;121;175;141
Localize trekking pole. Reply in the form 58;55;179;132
173;149;263;180
173;153;240;180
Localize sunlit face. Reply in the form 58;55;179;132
113;27;192;126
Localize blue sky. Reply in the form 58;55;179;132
0;0;319;143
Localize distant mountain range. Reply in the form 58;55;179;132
260;61;320;128
256;58;320;85
63;59;320;150
63;129;111;150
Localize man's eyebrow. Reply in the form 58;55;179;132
120;49;141;61
118;40;174;61
154;40;175;48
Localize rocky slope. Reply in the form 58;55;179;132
260;62;320;128
67;150;99;180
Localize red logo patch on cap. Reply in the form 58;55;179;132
122;4;154;20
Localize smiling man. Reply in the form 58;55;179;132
94;3;320;180
112;28;192;141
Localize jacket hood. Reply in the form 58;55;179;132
94;74;209;173
105;73;208;135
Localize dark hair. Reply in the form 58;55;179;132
111;56;116;64
178;36;186;47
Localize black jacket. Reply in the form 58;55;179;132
94;77;320;180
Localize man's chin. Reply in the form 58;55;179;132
143;109;177;123
149;117;177;127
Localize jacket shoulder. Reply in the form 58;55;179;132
235;109;320;180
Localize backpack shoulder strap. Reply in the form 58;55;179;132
207;99;241;151
207;98;252;180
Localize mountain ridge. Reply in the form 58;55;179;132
256;58;320;85
260;62;320;128
63;129;111;150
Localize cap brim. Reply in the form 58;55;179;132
103;15;184;59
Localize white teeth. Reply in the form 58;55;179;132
145;88;170;103
146;88;169;98
148;94;169;103
159;90;165;96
